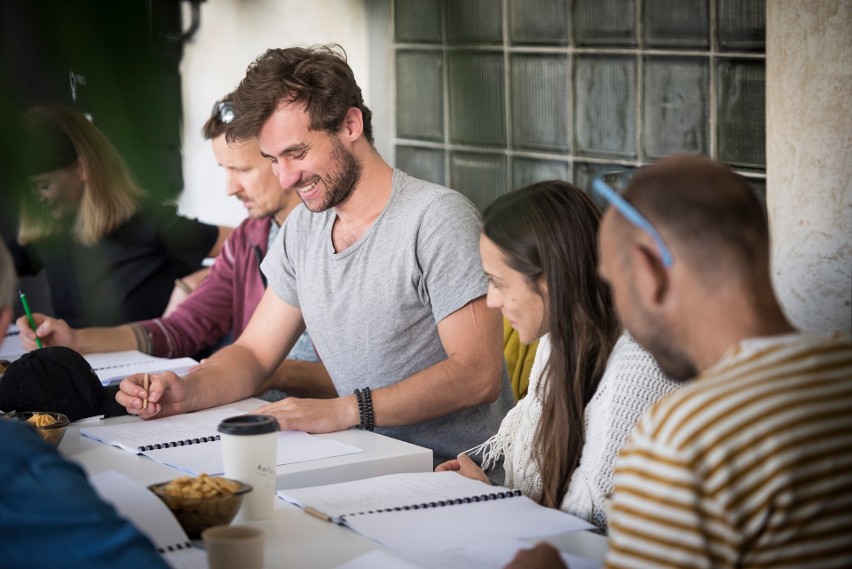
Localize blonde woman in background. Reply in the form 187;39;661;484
14;104;231;327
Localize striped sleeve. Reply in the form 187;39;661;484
605;418;733;569
604;335;852;569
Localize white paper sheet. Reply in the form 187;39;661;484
82;407;363;475
1;325;25;361
344;495;594;555
90;471;207;569
82;350;199;385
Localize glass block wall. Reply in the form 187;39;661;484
393;0;766;211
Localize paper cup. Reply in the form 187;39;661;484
218;414;279;521
202;524;264;569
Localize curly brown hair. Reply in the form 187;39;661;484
228;44;374;146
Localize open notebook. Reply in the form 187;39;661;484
82;350;199;386
279;471;594;555
0;332;197;387
1;325;25;362
81;406;363;475
90;471;207;569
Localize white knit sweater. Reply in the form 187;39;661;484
476;333;679;533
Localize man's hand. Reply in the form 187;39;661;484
251;395;359;433
434;453;491;485
16;313;75;351
505;543;568;569
115;371;191;419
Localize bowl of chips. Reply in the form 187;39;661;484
17;411;70;446
148;474;252;538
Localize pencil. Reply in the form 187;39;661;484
18;290;43;349
143;373;149;410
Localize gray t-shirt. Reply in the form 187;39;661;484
262;169;513;463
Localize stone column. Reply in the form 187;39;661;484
766;1;852;335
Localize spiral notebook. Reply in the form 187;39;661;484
81;350;199;386
81;406;363;475
278;471;594;554
90;471;207;568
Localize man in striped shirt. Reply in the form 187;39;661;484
506;155;852;568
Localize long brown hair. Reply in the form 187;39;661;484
18;105;143;246
482;180;621;508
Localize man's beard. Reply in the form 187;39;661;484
304;138;362;213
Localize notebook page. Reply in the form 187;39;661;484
344;495;594;555
1;326;25;361
89;471;207;569
278;471;516;520
144;430;363;475
417;538;601;569
82;350;199;385
89;470;190;550
81;407;243;453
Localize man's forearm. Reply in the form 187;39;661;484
367;354;502;427
74;325;137;354
256;359;338;399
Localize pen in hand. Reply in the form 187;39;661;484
19;290;43;349
143;373;150;410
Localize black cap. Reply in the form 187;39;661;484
0;346;128;422
218;414;279;435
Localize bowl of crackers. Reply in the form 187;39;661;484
16;411;70;447
148;474;252;538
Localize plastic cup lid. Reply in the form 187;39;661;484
217;414;279;435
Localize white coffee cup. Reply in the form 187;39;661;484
202;524;264;569
218;414;279;521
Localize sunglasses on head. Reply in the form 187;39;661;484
210;100;235;124
593;173;674;268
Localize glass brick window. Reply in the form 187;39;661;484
393;0;766;211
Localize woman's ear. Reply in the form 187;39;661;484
75;156;88;184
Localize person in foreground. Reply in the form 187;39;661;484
12;104;231;328
17;93;335;400
117;44;513;464
0;241;169;569
436;180;678;532
506;155;852;568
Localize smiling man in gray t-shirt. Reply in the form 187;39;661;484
115;45;512;466
262;169;513;461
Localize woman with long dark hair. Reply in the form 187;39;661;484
436;180;678;532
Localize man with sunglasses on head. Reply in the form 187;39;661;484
507;155;852;568
116;44;513;467
18;92;336;400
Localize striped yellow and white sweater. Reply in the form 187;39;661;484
606;332;852;569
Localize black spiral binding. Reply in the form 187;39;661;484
157;541;193;554
343;488;523;519
137;434;220;452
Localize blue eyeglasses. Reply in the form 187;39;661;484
593;175;674;268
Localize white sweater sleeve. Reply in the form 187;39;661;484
560;334;680;533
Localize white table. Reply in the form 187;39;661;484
60;398;608;568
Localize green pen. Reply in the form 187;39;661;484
19;290;43;349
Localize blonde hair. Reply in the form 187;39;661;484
0;240;15;310
18;105;143;246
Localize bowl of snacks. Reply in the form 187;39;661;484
148;474;252;538
16;411;70;446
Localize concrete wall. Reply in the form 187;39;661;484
177;0;378;227
767;1;852;335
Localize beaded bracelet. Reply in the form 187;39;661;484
354;387;374;431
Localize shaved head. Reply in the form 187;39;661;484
621;155;769;283
598;155;776;380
